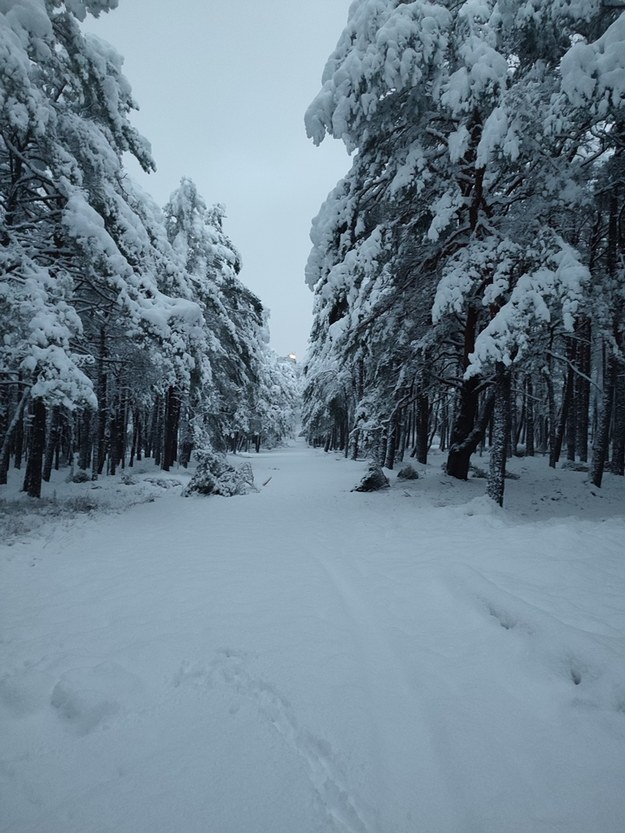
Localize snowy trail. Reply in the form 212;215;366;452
2;443;625;832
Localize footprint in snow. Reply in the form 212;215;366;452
176;648;374;833
49;662;145;735
0;668;56;717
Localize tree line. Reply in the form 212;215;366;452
0;0;298;498
302;0;625;505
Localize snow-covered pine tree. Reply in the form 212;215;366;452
551;8;625;486
163;179;268;456
0;1;202;494
305;0;623;504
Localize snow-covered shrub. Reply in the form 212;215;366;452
68;470;90;484
560;461;590;473
397;464;418;481
182;451;255;497
352;463;389;493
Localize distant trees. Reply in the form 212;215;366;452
0;1;297;496
303;0;625;505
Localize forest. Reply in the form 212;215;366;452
2;0;625;509
2;5;625;832
302;0;625;506
0;0;299;500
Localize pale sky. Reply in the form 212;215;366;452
86;0;353;362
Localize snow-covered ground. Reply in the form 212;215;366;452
2;444;625;833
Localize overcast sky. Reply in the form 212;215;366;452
86;0;353;361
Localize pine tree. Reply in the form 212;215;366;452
305;0;624;504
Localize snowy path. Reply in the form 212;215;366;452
2;443;625;832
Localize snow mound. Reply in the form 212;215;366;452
397;463;418;480
461;495;504;517
182;451;256;497
352;463;390;492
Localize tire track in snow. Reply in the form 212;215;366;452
311;550;466;833
208;648;373;833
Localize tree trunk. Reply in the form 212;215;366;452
611;361;625;476
42;406;61;482
439;396;448;452
508;375;517;458
545;369;557;468
415;391;429;465
163;387;180;468
446;377;481;478
447;389;495;476
0;388;29;485
525;376;535;457
384;413;398;470
549;373;571;469
78;409;91;471
487;367;511;507
13;396;24;469
565;338;577;461
446;305;481;477
590;353;617;488
576;319;591;462
23;398;46;498
91;328;107;480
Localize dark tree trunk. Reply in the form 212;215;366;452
118;395;128;470
91;328;107;480
384;413;399;470
487;368;511;507
576;318;591;462
525;376;535;457
147;402;159;460
13;398;24;469
163;388;180;468
78;410;91;470
129;408;138;467
415;391;429;465
591;189;621;486
611;362;625;476
397;408;407;463
447;389;495;476
591;353;618;488
549;373;572;469
507;374;516;459
439;396;448;452
136;408;144;462
565;339;577;461
446;305;481;478
23;399;46;498
545;369;557;468
109;407;118;476
42;406;61;482
446;377;481;478
0;388;29;485
153;398;164;467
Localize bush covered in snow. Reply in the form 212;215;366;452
352;463;389;493
182;451;256;497
397;464;418;481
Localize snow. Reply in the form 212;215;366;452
560;12;625;117
2;444;625;832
